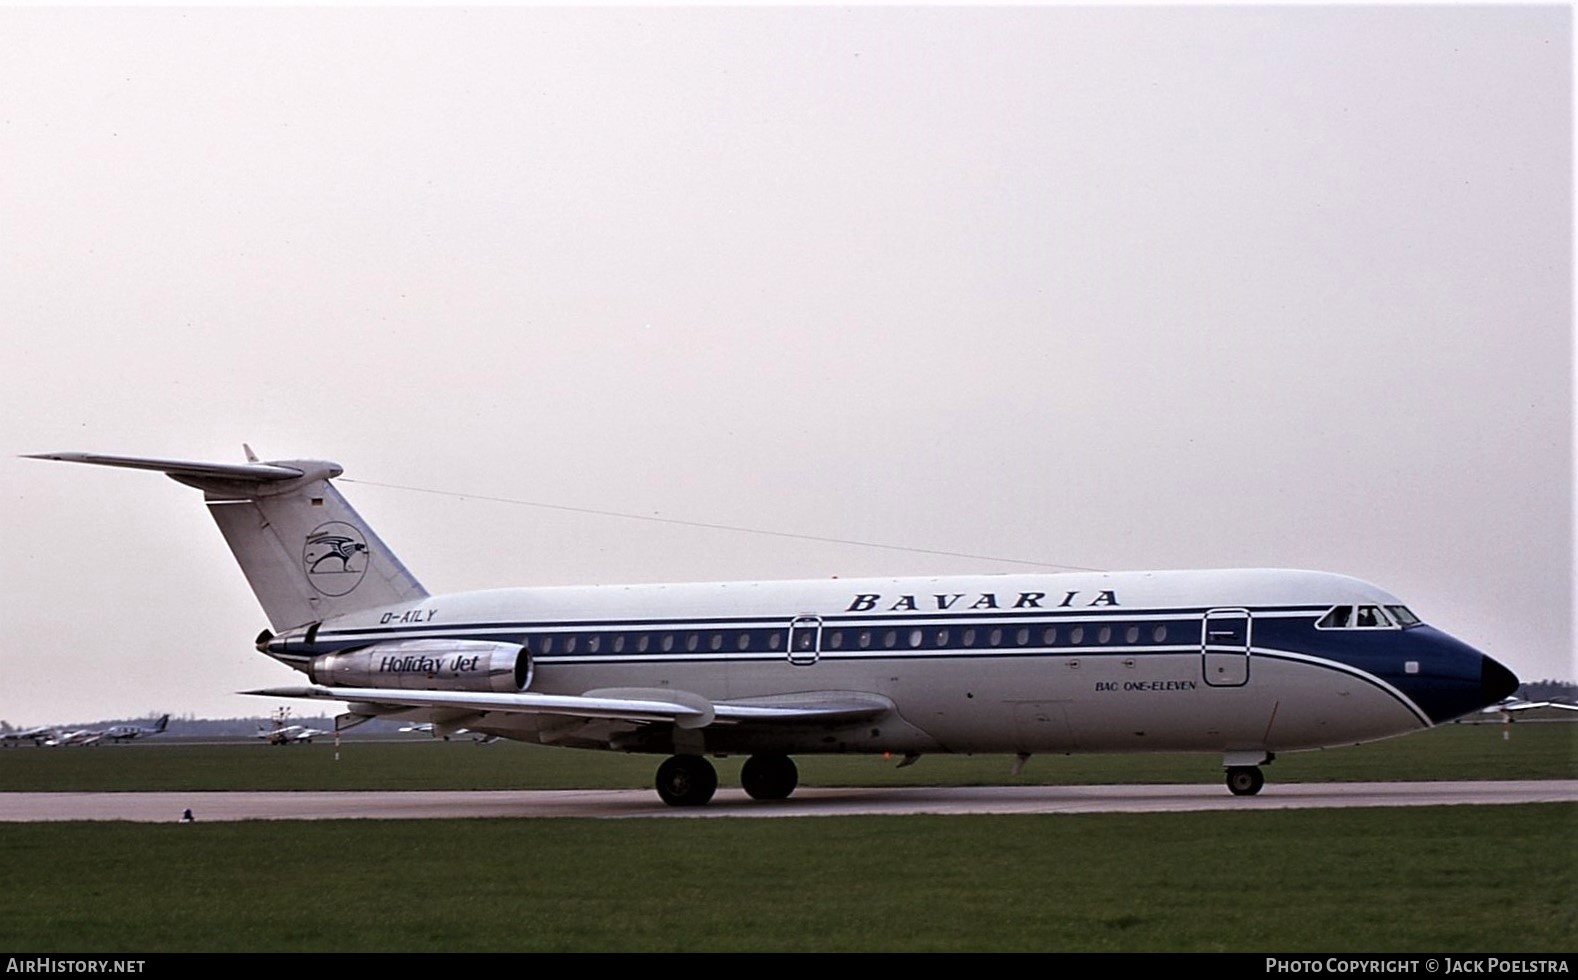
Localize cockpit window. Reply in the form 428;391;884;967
1316;605;1353;629
1355;605;1391;628
1386;605;1421;627
1316;604;1403;630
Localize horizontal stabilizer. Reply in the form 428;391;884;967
22;452;308;483
29;449;422;630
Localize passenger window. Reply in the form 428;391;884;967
541;636;554;654
962;628;976;647
588;635;601;653
1125;626;1139;643
1152;625;1167;643
709;634;722;652
827;630;844;650
686;634;699;652
638;635;650;653
935;629;950;647
883;630;897;649
661;634;675;652
768;633;782;651
988;628;1002;647
859;630;872;649
737;633;750;651
565;636;578;654
909;629;923;648
1016;627;1030;646
1042;626;1057;645
1098;626;1112;644
613;635;625;653
1070;626;1084;645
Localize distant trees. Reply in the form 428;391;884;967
1516;679;1576;701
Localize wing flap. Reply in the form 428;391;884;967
714;692;894;724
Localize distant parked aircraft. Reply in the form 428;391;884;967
1;726;57;747
106;714;170;742
1479;697;1578;722
257;708;327;745
44;728;103;747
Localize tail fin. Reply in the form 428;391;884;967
25;451;427;631
154;714;169;733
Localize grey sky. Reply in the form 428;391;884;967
2;6;1571;726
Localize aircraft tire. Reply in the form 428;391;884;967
655;755;717;807
1225;765;1265;796
740;753;798;801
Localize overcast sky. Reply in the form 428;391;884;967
1;6;1571;727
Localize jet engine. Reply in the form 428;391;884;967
308;639;531;693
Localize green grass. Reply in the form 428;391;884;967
1;722;1571;792
0;806;1571;951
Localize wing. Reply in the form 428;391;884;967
246;686;894;732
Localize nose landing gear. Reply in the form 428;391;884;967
1225;765;1265;796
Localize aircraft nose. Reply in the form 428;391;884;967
1481;655;1519;705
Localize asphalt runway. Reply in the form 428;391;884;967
0;780;1571;821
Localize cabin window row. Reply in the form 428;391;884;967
528;623;1174;655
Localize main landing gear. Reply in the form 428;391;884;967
653;753;800;806
1225;765;1265;796
739;753;798;801
655;755;718;807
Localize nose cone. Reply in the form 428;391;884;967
1393;627;1523;724
1481;655;1520;705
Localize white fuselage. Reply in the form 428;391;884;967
268;568;1506;759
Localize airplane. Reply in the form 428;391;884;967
399;722;499;744
1478;697;1578;722
105;714;170;743
26;450;1520;805
256;708;326;745
256;724;326;745
43;728;104;747
1;725;58;747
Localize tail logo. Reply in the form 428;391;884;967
302;522;370;596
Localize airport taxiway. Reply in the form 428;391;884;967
0;780;1571;821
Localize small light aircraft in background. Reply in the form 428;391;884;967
256;708;327;746
105;714;170;743
43;728;104;747
1;726;58;747
1478;697;1578;722
28;450;1520;805
399;722;498;744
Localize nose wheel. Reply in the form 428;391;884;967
655;754;717;806
1225;765;1265;796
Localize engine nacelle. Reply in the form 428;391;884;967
309;639;531;693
